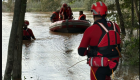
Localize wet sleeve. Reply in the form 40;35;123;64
78;28;91;56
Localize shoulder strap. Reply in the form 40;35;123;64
98;22;109;32
110;21;116;31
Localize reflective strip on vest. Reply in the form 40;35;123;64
101;57;103;67
98;22;108;32
91;57;93;66
110;21;116;31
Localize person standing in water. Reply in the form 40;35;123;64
78;1;121;80
23;20;36;40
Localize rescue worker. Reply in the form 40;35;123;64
50;10;60;23
23;20;36;40
78;1;121;80
78;11;86;20
59;3;73;20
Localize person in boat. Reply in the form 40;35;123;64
50;10;60;23
78;1;121;80
59;3;73;20
78;11;86;20
23;20;36;40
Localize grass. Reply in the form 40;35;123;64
71;8;85;11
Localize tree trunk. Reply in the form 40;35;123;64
4;0;26;80
133;0;139;22
115;0;126;34
131;0;134;34
139;0;140;53
12;0;27;80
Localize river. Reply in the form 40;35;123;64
2;11;139;80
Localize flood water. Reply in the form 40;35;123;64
2;12;139;80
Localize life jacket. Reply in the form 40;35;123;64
78;14;86;20
52;12;59;21
89;21;121;59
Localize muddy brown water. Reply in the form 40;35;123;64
2;12;139;80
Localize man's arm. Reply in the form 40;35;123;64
78;28;91;56
68;7;72;19
59;8;63;15
28;29;36;40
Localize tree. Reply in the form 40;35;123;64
4;0;27;80
133;0;139;22
115;0;126;34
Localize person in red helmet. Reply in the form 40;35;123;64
50;10;60;23
23;20;36;40
59;3;73;20
78;1;121;80
78;11;86;20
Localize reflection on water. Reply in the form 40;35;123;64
2;12;139;80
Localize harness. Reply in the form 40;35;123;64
88;21;121;59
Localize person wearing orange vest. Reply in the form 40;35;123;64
23;20;36;40
59;3;73;20
78;1;121;80
50;10;60;23
78;11;86;20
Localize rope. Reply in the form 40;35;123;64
112;69;114;79
67;59;86;69
91;67;97;80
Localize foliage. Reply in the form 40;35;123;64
121;37;139;66
2;1;14;12
26;0;62;12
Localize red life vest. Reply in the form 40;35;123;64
52;12;59;21
78;14;86;20
89;21;121;58
88;21;121;69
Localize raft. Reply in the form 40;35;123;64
49;19;91;33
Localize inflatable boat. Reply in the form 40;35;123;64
49;19;91;33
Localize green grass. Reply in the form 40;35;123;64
71;8;85;11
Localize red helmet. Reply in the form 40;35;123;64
91;1;107;16
63;3;67;7
24;20;29;26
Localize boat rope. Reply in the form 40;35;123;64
67;59;87;69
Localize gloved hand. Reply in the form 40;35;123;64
87;58;90;64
